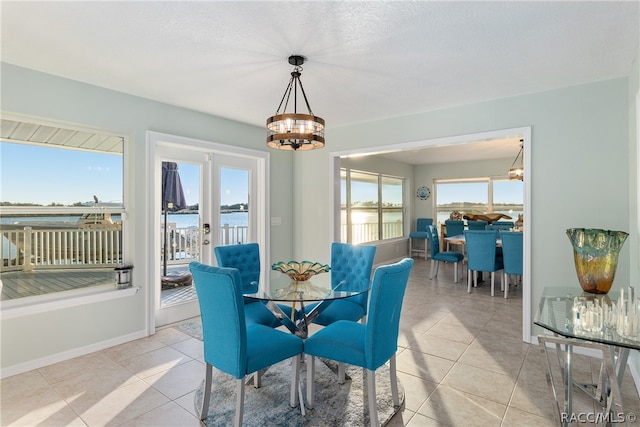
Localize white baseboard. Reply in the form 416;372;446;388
0;329;147;379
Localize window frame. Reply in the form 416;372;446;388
340;168;405;244
434;176;523;225
0;114;130;311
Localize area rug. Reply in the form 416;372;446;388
174;319;404;426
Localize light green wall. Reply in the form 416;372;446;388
0;63;295;373
294;78;632;342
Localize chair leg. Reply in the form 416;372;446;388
234;378;244;427
366;369;379;427
290;356;300;408
429;259;435;279
503;272;509;299
338;362;346;384
389;354;399;407
200;363;213;420
473;270;478;288
306;355;315;409
467;269;472;293
490;272;495;297
453;261;458;283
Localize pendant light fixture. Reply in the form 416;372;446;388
266;55;325;151
508;139;524;180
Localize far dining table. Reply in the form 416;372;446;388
243;271;370;339
444;233;502;251
444;234;503;282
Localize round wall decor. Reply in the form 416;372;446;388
417;186;431;200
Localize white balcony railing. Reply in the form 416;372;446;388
2;221;406;272
2;224;249;272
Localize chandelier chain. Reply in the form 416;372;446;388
275;75;295;115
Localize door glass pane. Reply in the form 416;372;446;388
161;162;199;306
219;167;249;245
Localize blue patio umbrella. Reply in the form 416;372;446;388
162;162;188;277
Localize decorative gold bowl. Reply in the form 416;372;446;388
272;261;330;281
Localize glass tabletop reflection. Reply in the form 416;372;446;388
243;271;369;303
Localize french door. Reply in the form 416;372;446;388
149;132;268;329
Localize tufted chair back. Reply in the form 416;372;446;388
214;243;260;295
467;220;488;230
464;230;503;273
445;220;465;237
416;218;433;232
330;242;376;313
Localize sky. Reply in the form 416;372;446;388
0;142;247;207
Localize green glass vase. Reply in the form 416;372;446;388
566;228;628;294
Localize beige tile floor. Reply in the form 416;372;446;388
2;258;638;426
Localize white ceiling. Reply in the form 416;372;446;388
1;1;638;164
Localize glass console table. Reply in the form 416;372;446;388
534;287;639;426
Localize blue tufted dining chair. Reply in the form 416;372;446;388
427;225;464;282
464;230;504;297
444;219;465;237
467;220;488;230
485;221;514;231
500;231;523;299
305;242;376;326
408;218;433;260
444;219;465;252
214;243;281;328
189;262;304;427
304;258;414;427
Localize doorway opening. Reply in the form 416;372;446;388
330;126;532;342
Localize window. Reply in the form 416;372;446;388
435;178;523;225
341;169;404;244
0;119;125;301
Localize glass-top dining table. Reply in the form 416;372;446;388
244;271;370;339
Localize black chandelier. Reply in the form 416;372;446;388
266;55;325;151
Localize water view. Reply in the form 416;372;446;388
0;212;248;228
